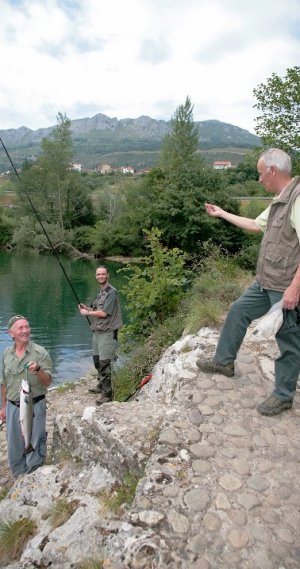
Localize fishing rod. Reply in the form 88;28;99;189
0;137;91;324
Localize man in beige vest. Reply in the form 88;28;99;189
197;148;300;416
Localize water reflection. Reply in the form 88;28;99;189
0;251;127;384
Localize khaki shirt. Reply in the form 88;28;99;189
0;341;52;401
90;284;123;332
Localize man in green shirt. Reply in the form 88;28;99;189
0;315;52;479
79;266;123;404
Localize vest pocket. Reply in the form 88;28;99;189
265;243;294;272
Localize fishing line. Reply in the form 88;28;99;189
0;137;91;324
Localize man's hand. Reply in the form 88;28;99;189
204;202;260;233
282;285;300;310
26;361;40;374
204;203;225;218
78;303;90;316
0;408;6;422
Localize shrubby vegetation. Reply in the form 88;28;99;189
120;227;188;339
0;205;15;246
113;242;252;401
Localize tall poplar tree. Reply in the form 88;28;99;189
159;96;200;176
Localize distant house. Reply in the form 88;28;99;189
121;166;135;174
213;160;232;170
70;162;82;172
98;164;113;174
96;164;136;174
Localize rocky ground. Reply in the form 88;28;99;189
0;326;299;568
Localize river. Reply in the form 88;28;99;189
0;251;128;385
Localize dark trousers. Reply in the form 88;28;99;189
215;281;300;401
93;356;112;398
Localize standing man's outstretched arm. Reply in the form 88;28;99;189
204;203;261;233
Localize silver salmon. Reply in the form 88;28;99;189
19;379;34;454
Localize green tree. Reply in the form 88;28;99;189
40;111;73;178
0;205;15;246
253;66;300;153
159;96;200;176
14;113;95;249
224;149;261;185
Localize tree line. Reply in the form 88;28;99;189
0;66;299;273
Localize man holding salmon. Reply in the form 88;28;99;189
0;315;52;479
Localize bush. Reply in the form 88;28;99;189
0;206;15;246
120;228;188;339
235;241;261;272
71;225;95;252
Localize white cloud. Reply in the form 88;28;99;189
0;0;299;133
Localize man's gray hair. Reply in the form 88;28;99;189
259;148;292;174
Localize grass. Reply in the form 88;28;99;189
56;447;73;464
79;560;104;569
180;342;193;353
101;470;142;515
114;312;184;401
147;429;160;443
0;517;37;565
182;251;250;334
0;487;9;502
44;497;79;529
56;382;77;393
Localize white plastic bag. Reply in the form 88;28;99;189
251;300;283;341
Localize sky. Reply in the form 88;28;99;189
0;0;299;134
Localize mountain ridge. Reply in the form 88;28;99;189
0;113;260;171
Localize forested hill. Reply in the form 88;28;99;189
0;114;260;171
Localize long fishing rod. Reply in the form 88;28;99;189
0;137;90;323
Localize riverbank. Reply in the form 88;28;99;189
102;255;141;264
0;324;299;568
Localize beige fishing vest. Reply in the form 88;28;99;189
256;177;300;291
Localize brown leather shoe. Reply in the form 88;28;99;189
257;395;293;416
196;359;234;377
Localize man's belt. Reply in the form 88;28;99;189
9;395;45;407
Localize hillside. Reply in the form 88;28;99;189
0;113;261;171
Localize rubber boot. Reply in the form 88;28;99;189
96;359;113;404
89;355;103;393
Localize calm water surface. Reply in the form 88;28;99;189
0;251;127;385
